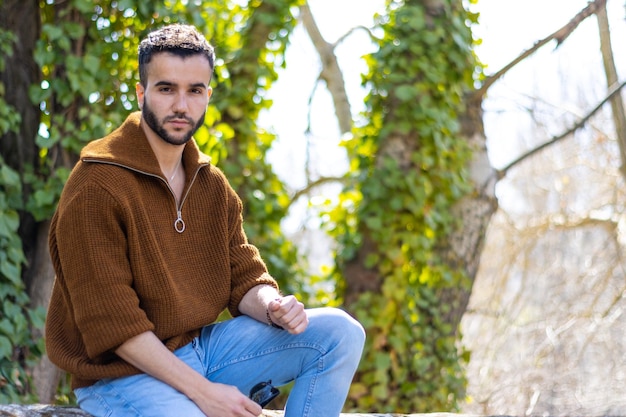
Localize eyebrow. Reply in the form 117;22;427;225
154;80;208;89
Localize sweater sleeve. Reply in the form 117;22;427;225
53;183;154;359
225;185;279;317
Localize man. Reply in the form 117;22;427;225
45;24;365;417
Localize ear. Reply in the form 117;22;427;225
136;82;145;110
207;86;213;101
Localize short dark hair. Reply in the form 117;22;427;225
138;24;215;86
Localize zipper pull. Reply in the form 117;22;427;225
174;210;185;233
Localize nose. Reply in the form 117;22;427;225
172;92;188;113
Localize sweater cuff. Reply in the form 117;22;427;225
228;273;278;317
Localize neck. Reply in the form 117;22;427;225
140;117;185;180
168;156;183;181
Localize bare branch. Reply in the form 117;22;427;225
332;24;378;47
300;2;353;134
596;0;626;179
287;175;347;210
475;0;607;98
497;79;626;178
304;76;321;134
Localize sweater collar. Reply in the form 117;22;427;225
81;111;212;177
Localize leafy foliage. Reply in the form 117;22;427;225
329;0;480;412
0;29;20;135
1;0;483;408
0;158;42;403
1;0;304;401
195;0;306;297
35;0;304;294
0;27;44;404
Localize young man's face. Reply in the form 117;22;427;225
136;52;213;146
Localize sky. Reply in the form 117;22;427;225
262;1;384;191
474;0;626;168
259;0;626;270
264;0;626;168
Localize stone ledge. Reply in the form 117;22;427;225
0;405;470;417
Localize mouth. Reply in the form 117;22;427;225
165;116;192;128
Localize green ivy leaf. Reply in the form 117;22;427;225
42;24;64;41
0;336;12;359
395;84;416;101
0;165;20;188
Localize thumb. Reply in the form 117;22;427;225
268;298;282;312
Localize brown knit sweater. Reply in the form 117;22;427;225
45;112;277;389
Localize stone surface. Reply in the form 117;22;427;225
0;405;89;417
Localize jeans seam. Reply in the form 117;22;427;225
78;380;143;417
206;342;327;374
203;340;329;417
302;352;324;417
77;386;114;417
104;382;144;417
190;337;208;376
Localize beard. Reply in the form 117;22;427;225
142;99;205;146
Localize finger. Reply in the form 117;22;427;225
268;297;282;312
281;296;302;313
233;394;261;416
284;310;309;334
288;320;307;334
246;399;263;416
269;296;294;320
269;296;306;331
274;300;302;324
279;295;297;309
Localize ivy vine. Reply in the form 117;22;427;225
1;0;305;401
1;0;483;408
0;28;43;403
331;0;479;412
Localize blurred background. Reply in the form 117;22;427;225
1;0;624;415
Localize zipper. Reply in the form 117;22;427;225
83;159;209;233
171;164;206;233
174;209;185;233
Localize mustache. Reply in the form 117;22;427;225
164;114;193;124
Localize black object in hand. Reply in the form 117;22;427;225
249;380;280;407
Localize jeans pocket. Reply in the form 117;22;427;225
181;337;207;376
75;385;115;417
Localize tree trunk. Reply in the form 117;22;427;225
0;0;42;281
300;2;497;322
300;3;353;134
0;0;41;174
437;92;497;331
0;0;63;403
29;220;63;403
596;0;626;179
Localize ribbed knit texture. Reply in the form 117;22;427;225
46;112;277;389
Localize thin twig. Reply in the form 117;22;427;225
498;79;626;177
475;0;606;98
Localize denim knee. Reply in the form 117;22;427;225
309;307;365;356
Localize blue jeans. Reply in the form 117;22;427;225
75;307;365;417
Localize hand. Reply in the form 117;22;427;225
191;381;262;417
268;295;308;334
115;332;261;417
